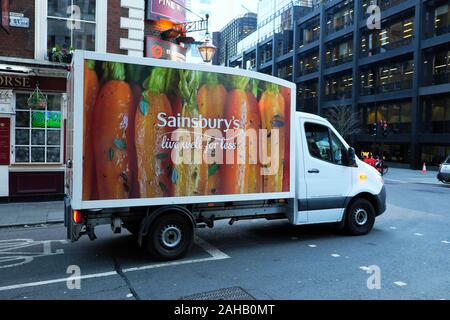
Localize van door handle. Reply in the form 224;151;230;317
308;169;320;174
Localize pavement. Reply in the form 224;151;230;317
0;201;64;228
383;167;440;185
0;167;443;228
0;177;449;300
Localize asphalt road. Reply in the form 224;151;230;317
0;178;449;300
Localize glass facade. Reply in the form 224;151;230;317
360;58;414;95
324;73;353;101
297;80;318;113
326;36;353;67
232;0;450;168
423;45;450;86
421;95;450;134
360;101;412;134
326;0;354;34
298;50;319;75
299;17;320;47
277;61;293;80
425;2;450;38
360;16;414;57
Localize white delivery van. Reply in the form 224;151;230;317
65;51;386;260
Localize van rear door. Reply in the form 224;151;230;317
301;120;352;223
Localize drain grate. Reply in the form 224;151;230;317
180;287;256;300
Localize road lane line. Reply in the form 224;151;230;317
0;236;229;292
194;235;230;260
414;233;423;236
331;254;340;258
308;244;317;248
394;281;407;287
442;241;450;244
0;271;118;292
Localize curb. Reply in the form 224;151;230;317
0;219;64;229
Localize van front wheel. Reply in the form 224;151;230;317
345;199;375;236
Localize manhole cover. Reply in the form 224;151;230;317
180;287;255;300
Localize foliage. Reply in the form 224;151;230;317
322;105;360;140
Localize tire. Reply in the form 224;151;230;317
345;198;375;236
146;213;194;261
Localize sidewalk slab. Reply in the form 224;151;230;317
0;201;64;227
383;168;442;185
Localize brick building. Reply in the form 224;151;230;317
0;0;188;199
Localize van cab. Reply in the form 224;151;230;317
294;112;386;235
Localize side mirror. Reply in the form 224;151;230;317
347;147;356;167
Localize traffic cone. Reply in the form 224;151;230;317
422;162;427;175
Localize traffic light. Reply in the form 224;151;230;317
372;122;378;136
382;121;388;137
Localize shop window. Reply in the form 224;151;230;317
14;94;63;164
47;0;96;52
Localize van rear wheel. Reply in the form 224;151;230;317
146;213;194;261
345;199;375;236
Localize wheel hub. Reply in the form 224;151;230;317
160;224;182;248
354;208;368;226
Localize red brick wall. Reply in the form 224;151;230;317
0;0;35;59
107;0;128;55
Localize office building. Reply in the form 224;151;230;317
230;0;450;168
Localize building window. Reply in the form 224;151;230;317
324;73;353;101
360;58;414;95
423;46;450;86
299;18;320;47
14;93;63;164
47;0;96;52
326;37;353;67
421;145;450;166
360;16;414;57
425;3;450;38
298;50;319;76
421;95;450;134
326;0;354;34
361;101;412;134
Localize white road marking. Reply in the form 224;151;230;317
308;244;317;248
414;233;423;236
442;241;450;244
331;254;340;258
0;236;229;292
0;239;67;269
359;266;370;271
389;227;397;230
394;281;407;287
126;293;133;298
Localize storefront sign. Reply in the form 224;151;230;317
0;74;66;92
147;0;186;24
9;14;29;28
0;89;13;114
146;36;186;61
0;118;10;165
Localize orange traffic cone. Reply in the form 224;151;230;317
422;162;427;174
